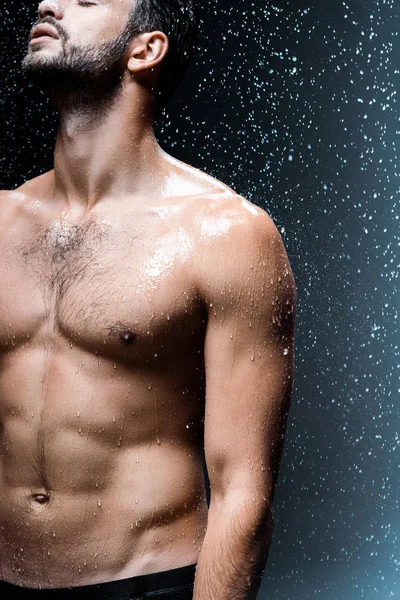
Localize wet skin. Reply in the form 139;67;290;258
1;0;297;593
0;157;289;589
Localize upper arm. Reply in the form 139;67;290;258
197;201;296;512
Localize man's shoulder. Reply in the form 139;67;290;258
0;187;28;221
161;152;273;225
184;188;292;294
0;171;54;218
186;189;281;256
159;154;279;245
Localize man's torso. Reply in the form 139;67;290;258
0;165;242;588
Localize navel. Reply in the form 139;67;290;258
30;492;50;505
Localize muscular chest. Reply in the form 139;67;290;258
0;215;204;361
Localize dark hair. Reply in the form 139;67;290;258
126;0;200;112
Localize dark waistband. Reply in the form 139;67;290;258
0;563;197;599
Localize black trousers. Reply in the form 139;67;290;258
0;563;197;599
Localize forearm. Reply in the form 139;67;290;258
193;494;274;600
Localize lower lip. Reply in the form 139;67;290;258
30;36;59;44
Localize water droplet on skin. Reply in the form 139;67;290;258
75;367;79;374
97;498;101;507
121;296;126;303
283;348;289;355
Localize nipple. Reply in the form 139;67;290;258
120;330;136;345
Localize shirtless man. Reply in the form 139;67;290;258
0;0;296;598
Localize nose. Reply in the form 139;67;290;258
37;0;64;20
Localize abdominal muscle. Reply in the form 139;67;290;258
0;348;208;589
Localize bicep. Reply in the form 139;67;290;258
202;217;296;508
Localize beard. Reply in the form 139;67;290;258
21;18;138;115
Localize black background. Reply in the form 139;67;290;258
1;1;399;598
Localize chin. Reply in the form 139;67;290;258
22;49;60;75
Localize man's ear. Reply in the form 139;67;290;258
127;31;169;75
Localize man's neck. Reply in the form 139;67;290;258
51;84;163;216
